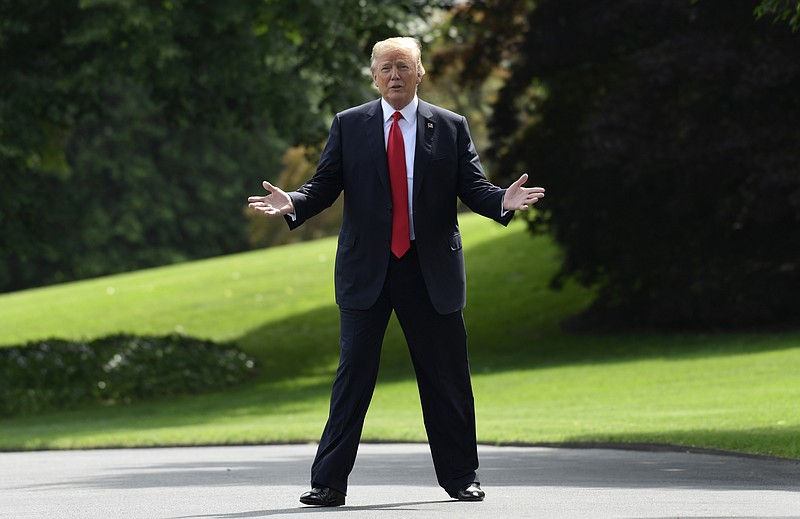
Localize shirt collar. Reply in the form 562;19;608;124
380;96;418;125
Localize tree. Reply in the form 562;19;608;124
447;0;800;329
756;0;800;30
0;0;441;292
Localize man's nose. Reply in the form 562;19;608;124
390;66;401;79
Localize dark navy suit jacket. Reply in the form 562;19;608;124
285;98;513;314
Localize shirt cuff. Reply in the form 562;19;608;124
500;201;509;218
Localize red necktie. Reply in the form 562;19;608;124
388;111;410;258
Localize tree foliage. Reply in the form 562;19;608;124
0;0;438;292
756;0;800;30
448;0;800;329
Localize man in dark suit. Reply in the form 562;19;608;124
248;37;544;507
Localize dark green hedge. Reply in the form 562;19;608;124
0;334;258;417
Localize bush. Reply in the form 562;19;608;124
0;334;258;417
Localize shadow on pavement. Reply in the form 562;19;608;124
12;444;799;493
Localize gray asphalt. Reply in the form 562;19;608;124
1;443;799;518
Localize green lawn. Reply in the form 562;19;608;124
1;213;799;458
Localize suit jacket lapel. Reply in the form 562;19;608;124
365;99;391;197
414;100;435;202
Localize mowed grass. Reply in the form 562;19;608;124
1;213;799;458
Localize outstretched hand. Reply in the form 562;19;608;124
502;173;545;211
248;181;294;217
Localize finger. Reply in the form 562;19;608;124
263;180;283;193
247;196;266;203
511;173;529;189
263;206;286;216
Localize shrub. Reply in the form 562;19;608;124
0;334;258;417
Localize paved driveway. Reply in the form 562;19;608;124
1;443;798;518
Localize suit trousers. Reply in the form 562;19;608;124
309;243;480;496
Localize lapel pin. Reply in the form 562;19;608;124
427;122;434;129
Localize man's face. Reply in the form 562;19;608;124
372;49;422;110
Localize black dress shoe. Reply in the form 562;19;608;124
299;486;346;507
455;482;485;501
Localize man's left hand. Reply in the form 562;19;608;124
503;173;545;211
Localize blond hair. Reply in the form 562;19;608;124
370;37;426;77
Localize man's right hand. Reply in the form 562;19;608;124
248;181;294;217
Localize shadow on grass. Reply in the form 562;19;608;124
235;229;800;386
4;229;799;450
463;230;800;374
236;305;343;383
560;425;800;461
